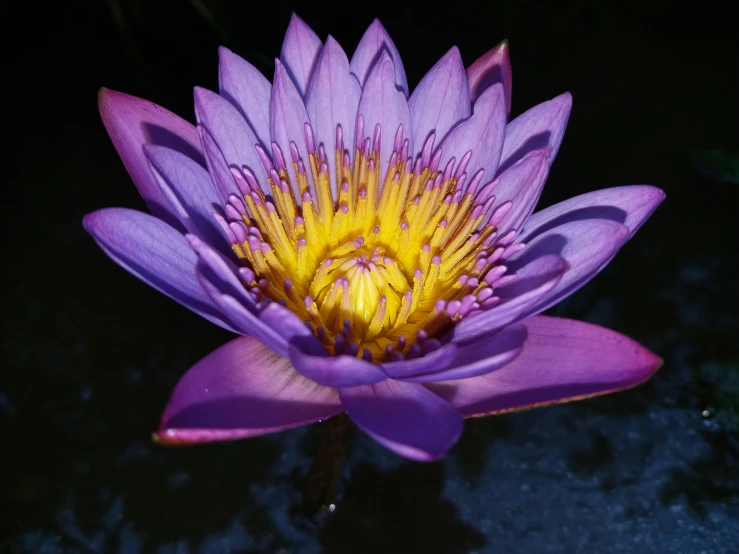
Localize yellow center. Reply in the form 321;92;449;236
226;122;503;362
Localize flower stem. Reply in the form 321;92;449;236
301;412;352;515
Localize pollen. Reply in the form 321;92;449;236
216;118;514;362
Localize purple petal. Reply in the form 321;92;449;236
521;185;666;242
466;40;512;115
271;60;314;199
83;208;234;331
305;35;361;196
143;144;227;252
350;18;408;96
380;343;460;380
288;342;387;388
357;50;412;174
98;89;204;230
487;147;550;237
279;13;323;97
218;46;272;149
498;92;572;174
400;325;526;383
193;87;268;199
339;380;463;461
157;336;342;444
409;46;471;155
452;254;567;342
429;315;662;417
438;84;506;185
511;218;630;317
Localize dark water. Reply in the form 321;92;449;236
3;0;738;552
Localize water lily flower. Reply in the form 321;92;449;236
84;14;665;461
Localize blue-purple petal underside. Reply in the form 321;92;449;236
218;46;272;149
98;89;204;231
350;18;408;96
498;92;572;174
380;343;460;380
438;83;506;186
429;315;662;417
157;336;342;444
521;185;666;243
279;13;323;97
340;380;463;461
357;50;412;176
409;46;471;155
194;87;269;198
144;144;228;254
82;208;235;332
510;218;630;317
289;344;388;388
306;35;361;196
401;325;527;383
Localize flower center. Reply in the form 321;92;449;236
219;119;516;362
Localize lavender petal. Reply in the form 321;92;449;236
350;18;408;95
279;13;323;97
409;46;471;155
218;46;272;149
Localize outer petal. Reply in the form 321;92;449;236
157;336;342;444
218;46;272;149
339;380;463;461
510;218;630;317
467;40;512;115
438;84;506;185
453;254;567;342
486;147;550;237
194;87;268;199
400;325;526;383
271;60;314;200
409;47;471;154
350;18;409;95
305;35;361;196
357;50;412;174
429;315;662;417
498;92;572;174
82;208;234;331
98;89;204;230
144;144;226;251
279;13;323;97
521;185;666;242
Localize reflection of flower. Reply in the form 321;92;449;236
85;15;664;461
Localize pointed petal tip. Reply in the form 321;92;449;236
217;45;233;59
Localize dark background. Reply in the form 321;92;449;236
3;0;738;552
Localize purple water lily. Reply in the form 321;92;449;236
84;14;665;461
